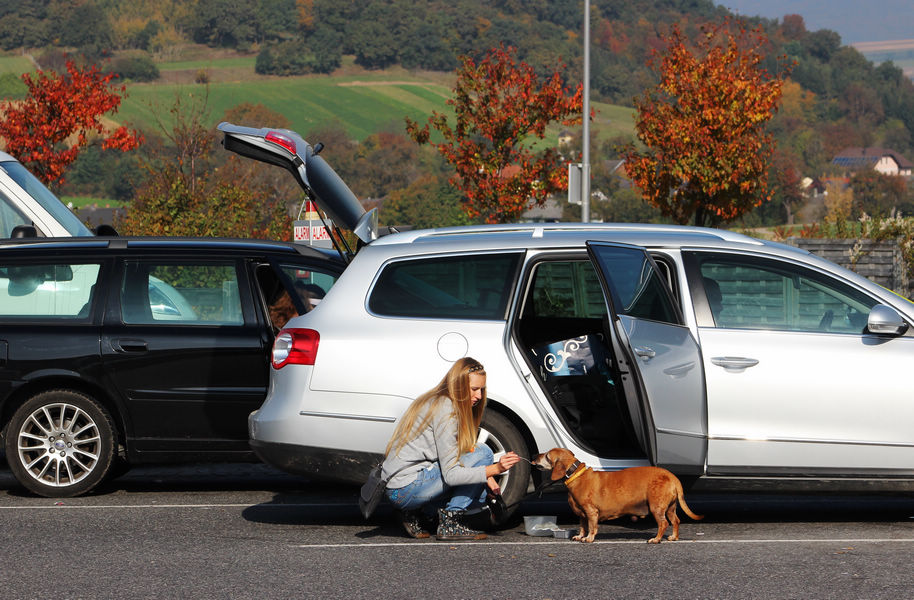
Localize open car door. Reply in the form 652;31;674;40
587;242;707;474
217;122;378;255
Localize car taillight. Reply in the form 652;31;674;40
265;131;296;155
272;328;319;369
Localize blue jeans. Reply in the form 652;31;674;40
386;444;493;512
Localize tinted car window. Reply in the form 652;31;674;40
121;261;243;324
528;260;607;319
278;263;336;311
368;253;521;319
589;244;680;324
0;188;31;238
698;254;878;332
0;262;100;318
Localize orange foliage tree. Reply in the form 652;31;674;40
623;21;792;227
407;46;584;224
0;60;141;185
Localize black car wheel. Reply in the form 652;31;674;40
478;410;530;524
5;390;115;497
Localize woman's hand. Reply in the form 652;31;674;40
485;451;521;478
498;451;521;472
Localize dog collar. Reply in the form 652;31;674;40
563;461;589;486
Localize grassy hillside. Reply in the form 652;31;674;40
0;50;634;147
120;73;633;146
120;74;454;140
0;55;35;74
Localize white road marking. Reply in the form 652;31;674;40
4;504;913;548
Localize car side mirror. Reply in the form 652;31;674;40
867;304;909;336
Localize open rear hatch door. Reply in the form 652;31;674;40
217;122;378;255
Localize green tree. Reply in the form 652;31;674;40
119;91;291;238
382;175;470;229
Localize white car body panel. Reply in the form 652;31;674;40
702;326;914;471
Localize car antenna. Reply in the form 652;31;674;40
313;142;324;155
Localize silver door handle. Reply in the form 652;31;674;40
633;346;656;360
711;356;759;370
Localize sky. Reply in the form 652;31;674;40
716;0;914;44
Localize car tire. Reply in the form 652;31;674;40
478;410;530;525
4;390;116;498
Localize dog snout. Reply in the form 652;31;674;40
531;453;550;470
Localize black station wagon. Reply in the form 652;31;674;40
0;236;344;497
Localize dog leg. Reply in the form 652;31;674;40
582;508;600;543
666;503;680;541
572;515;587;542
648;506;668;544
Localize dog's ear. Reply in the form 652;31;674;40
549;449;567;481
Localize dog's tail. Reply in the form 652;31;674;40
676;481;704;521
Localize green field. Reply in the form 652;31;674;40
157;56;258;71
61;196;126;209
119;75;454;141
0;52;634;146
118;78;633;146
0;55;35;74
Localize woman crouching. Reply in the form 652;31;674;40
381;357;520;540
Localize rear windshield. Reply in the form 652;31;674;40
368;253;521;320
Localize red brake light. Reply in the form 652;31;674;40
265;131;296;155
272;328;319;368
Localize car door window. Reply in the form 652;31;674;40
368;253;522;320
256;263;339;330
0;262;100;318
696;254;878;333
589;244;681;325
121;261;243;325
0;188;32;238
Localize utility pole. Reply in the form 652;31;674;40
581;0;591;222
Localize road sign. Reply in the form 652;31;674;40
294;201;333;248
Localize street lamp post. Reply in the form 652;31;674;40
581;0;590;222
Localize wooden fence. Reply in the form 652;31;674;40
788;238;910;299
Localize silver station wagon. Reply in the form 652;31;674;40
221;124;914;513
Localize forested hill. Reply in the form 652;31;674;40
3;0;914;179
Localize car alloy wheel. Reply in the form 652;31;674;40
5;390;115;497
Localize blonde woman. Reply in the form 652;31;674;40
382;357;520;540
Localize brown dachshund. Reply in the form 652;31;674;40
533;447;703;543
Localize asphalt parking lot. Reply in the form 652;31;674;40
3;461;914;599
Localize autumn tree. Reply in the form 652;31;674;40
406;45;584;224
0;59;141;186
623;20;792;227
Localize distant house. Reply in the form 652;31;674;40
558;130;573;147
520;197;563;222
831;147;913;176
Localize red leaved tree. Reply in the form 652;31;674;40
623;21;792;227
0;60;141;185
407;46;584;224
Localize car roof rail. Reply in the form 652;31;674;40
382;222;764;245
